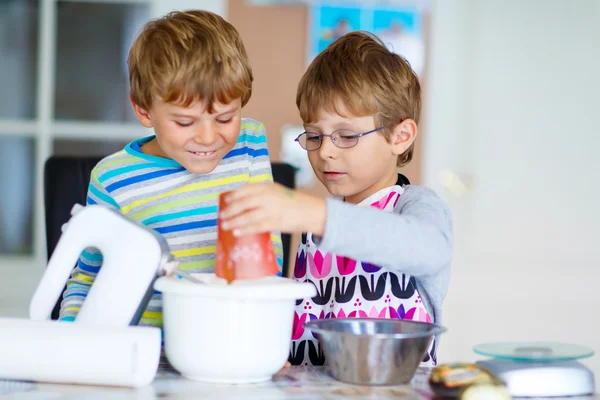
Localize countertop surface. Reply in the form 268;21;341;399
0;366;433;399
1;366;598;399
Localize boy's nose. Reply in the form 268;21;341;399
317;136;338;160
193;124;218;145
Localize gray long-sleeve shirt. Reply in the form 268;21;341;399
314;185;453;327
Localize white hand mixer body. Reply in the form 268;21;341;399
0;205;174;387
30;204;173;326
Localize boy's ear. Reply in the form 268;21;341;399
390;119;418;156
130;97;153;128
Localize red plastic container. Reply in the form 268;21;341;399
216;191;279;283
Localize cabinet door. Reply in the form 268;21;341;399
0;0;38;119
54;1;149;122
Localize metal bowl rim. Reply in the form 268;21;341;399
304;318;447;339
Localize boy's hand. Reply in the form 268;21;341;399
219;183;326;236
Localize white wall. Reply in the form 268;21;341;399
151;0;227;19
424;0;600;376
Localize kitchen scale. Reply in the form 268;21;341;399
474;342;595;397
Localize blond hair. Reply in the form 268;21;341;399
297;31;421;167
128;10;253;113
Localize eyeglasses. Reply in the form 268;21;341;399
295;127;385;151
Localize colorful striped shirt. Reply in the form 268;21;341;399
59;118;284;329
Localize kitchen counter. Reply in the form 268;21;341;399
2;366;598;399
1;366;433;399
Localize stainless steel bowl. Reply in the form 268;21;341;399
305;318;446;385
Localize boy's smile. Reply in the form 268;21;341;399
132;98;242;174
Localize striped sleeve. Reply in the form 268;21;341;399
59;168;117;321
244;121;284;272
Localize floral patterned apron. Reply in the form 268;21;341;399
290;185;437;367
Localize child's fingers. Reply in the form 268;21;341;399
236;215;279;236
225;182;269;203
223;209;270;234
220;194;265;220
234;216;274;236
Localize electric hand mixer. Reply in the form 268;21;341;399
0;204;174;387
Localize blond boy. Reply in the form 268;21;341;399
60;11;283;334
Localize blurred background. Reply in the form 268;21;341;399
0;0;598;377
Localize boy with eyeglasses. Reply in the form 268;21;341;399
219;31;452;367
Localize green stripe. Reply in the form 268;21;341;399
139;318;162;327
240;120;263;133
97;155;139;170
178;259;216;270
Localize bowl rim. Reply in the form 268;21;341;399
154;274;317;300
304;318;447;339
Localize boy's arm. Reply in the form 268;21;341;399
245;120;284;273
314;185;452;278
59;169;119;321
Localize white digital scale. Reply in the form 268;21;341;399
474;342;595;398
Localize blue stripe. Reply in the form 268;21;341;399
237;133;267;145
249;148;269;158
106;168;183;192
143;206;219;225
60;316;76;322
246;134;267;144
64;292;86;298
88;185;120;208
224;147;269;160
99;163;157;183
87;196;97;205
224;147;247;159
154;219;217;234
77;260;101;273
236;133;247;144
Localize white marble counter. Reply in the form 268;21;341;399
0;366;433;399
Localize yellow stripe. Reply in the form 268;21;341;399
62;307;80;313
241;120;264;133
249;173;273;184
72;273;94;283
171;246;216;258
139;318;163;327
130;192;217;220
141;311;162;319
122;174;249;214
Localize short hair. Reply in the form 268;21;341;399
128;10;253;113
297;31;421;166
